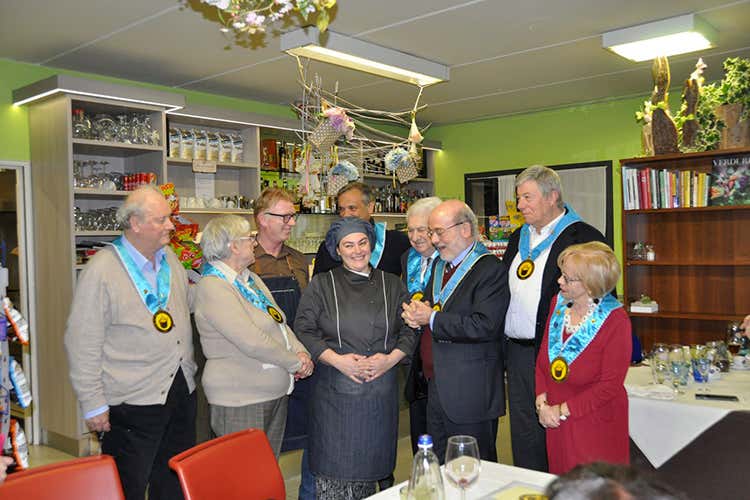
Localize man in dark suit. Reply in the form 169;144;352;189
312;182;410;277
402;199;509;462
503;165;606;472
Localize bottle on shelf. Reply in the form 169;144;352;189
407;434;445;500
278;142;287;173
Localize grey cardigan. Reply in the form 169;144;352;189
65;246;197;415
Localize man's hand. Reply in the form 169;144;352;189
401;300;433;328
85;410;111;433
294;352;314;380
741;314;750;339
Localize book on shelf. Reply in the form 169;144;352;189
630;300;659;313
710;155;750;206
622;166;709;210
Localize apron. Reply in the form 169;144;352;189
259;264;310;453
309;363;398;481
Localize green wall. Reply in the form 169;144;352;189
0;57;296;162
429;98;647;262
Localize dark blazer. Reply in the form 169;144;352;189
413;251;509;424
502;220;606;350
312;226;410;277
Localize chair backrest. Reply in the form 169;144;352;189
169;428;286;500
0;454;125;500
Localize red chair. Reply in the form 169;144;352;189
169;428;286;500
0;454;124;499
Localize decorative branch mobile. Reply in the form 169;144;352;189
200;0;431;204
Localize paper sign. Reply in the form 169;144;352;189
192;159;217;173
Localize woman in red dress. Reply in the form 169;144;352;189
535;241;631;475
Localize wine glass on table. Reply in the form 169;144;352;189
444;435;480;500
668;344;688;394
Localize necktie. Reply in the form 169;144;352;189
420;257;432;281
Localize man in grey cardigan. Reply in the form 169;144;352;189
65;185;197;500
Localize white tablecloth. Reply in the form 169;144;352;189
367;461;556;499
625;365;750;468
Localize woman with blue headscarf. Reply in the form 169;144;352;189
295;217;416;499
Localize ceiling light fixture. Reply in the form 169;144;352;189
13;75;185;111
602;14;717;62
281;27;449;86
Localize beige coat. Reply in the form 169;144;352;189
194;266;308;407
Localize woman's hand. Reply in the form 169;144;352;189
361;350;405;382
331;352;367;384
294;352;314;380
538;402;562;429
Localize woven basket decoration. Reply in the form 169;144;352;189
309;120;341;151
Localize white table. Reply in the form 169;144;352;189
625;365;750;467
367;461;556;499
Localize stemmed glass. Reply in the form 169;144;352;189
444;435;480;500
650;343;670;385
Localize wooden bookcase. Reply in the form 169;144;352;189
620;148;750;350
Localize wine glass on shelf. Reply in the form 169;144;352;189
444;435;480;500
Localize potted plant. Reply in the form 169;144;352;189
713;57;750;149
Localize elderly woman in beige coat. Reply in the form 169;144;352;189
195;215;313;457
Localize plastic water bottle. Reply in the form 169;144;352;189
406;434;445;500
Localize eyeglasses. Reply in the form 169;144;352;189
427;221;467;238
236;234;257;243
560;272;582;284
407;226;429;236
264;212;298;223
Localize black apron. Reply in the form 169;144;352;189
262;274;312;452
309;363;398;481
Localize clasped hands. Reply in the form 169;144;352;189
294;352;314;380
336;352;398;384
401;299;434;329
536;395;569;429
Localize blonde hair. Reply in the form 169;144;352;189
557;241;619;298
253;188;295;224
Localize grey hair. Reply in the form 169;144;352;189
337;181;372;205
515;165;564;209
455;201;479;239
116;184;166;229
406;196;442;220
200;215;252;262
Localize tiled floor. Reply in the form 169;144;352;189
26;409;513;500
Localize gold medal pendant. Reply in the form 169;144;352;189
517;259;535;280
267;305;284;323
433;303;442;312
153;310;174;333
411;291;424;302
550;357;569;382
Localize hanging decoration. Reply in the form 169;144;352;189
199;0;336;36
288;55;430;210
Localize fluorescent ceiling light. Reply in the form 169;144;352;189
602;14;717;62
13;75;185;111
281;27;449;86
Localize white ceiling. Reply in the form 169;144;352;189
2;0;749;125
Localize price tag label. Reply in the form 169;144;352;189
192;159;217;173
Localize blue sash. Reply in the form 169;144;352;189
432;241;490;307
548;292;622;367
111;237;171;314
369;222;387;268
406;248;437;296
518;204;581;262
202;263;280;319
